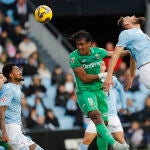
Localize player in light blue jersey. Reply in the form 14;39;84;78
104;16;150;91
0;63;43;150
79;61;127;150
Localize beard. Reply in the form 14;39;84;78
16;77;24;82
134;17;145;26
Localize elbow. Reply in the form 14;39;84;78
79;76;90;83
80;78;88;83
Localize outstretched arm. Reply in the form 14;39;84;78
103;46;124;91
105;49;130;58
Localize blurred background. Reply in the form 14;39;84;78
0;0;150;149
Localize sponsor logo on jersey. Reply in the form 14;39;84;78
70;57;75;64
1;97;6;102
83;61;101;69
95;54;100;59
81;59;86;63
88;98;94;108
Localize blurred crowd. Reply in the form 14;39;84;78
0;0;150;149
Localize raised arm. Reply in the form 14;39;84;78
0;105;9;142
103;46;124;91
105;49;130;58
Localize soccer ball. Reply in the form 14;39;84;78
34;5;53;23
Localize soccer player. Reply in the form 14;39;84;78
103;16;150;91
79;61;127;150
0;63;43;150
69;30;129;150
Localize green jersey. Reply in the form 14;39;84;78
69;47;108;92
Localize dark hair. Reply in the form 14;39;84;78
117;17;125;31
71;30;93;42
2;63;16;79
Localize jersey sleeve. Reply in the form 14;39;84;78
116;31;129;48
113;76;126;109
98;48;108;58
69;53;82;69
0;87;14;106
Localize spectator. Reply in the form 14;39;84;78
12;25;25;46
45;109;59;129
34;97;45;117
21;94;30;128
64;73;75;94
26;107;37;129
24;75;46;97
103;41;122;72
66;92;78;116
11;51;26;68
0;52;8;64
126;98;138;114
38;62;51;79
51;65;65;86
5;39;16;59
0;30;9;46
19;36;37;59
139;95;150;122
14;0;29;28
127;121;147;149
30;52;41;67
32;116;46;130
0;0;16;15
55;84;69;107
23;56;38;76
1;15;15;39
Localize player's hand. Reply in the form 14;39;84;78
124;76;133;91
103;76;114;92
119;109;127;114
1;133;9;142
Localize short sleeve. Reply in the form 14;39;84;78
98;48;108;58
0;88;13;106
69;54;82;69
116;31;129;48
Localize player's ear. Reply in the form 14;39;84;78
9;72;14;79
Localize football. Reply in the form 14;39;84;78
34;5;53;23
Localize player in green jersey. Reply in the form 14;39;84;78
69;30;129;150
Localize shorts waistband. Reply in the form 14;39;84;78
138;62;150;70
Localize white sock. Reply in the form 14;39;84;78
79;143;88;150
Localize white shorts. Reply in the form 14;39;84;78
6;124;34;150
85;116;123;134
139;63;150;89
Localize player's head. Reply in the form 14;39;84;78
2;63;24;82
117;15;145;31
71;30;93;55
100;61;106;73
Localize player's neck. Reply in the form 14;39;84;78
132;24;141;29
8;79;20;85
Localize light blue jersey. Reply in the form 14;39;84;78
0;83;22;124
116;28;150;69
107;76;126;116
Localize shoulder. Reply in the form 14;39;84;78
69;49;78;58
2;83;15;91
91;47;106;52
119;29;134;37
